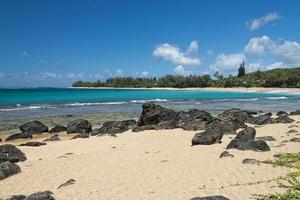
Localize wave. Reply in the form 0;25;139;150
66;102;127;106
130;99;168;103
265;96;288;100
0;105;49;112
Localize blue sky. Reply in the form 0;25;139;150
0;0;300;87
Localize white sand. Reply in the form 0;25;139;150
71;86;300;94
1;116;300;200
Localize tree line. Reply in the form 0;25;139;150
72;66;300;88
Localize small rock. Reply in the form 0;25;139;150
219;151;234;158
0;144;27;163
49;125;66;133
43;134;60;142
20;120;48;135
0;161;21;180
256;136;276;141
57;179;76;189
5;133;33;141
242;158;260;165
287;129;298;134
290;109;300;115
190;196;230;200
20;142;47;147
290;138;300;142
71;132;90;139
9;195;26;200
288;125;299;128
277;111;288;116
26;191;55;200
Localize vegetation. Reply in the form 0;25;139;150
238;60;246;77
72;66;300;88
253;152;300;200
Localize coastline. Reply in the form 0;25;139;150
70;86;300;94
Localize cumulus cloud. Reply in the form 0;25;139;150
272;41;300;66
266;62;287;70
247;62;262;72
153;41;201;75
214;53;245;71
140;71;150;77
247;12;281;31
153;41;201;66
174;65;192;76
66;73;84;80
116;69;123;76
244;35;275;55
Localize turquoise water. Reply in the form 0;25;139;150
0;88;300;117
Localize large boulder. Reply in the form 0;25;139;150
290;109;300;115
0;144;26;163
0;161;21;180
191;125;224;145
19;121;48;135
226;127;270;151
66;119;92;134
190;196;230;200
92;120;136;136
217;108;252;130
137;103;214;131
5;133;33;141
138;103;177;127
49;125;66;133
250;114;272;125
177;109;214;131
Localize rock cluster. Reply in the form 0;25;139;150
226;127;270;151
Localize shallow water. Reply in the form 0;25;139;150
0;88;300;119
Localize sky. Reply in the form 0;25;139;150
0;0;300;87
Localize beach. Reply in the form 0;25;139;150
1;110;300;199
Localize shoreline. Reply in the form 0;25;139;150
70;86;300;93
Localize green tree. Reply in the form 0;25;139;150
238;60;246;77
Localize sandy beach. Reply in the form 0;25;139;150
71;86;300;94
1;115;300;200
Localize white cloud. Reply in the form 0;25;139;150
40;72;62;80
22;51;28;56
40;59;48;65
214;53;245;71
186;40;198;55
207;50;214;56
174;65;192;75
266;62;287;70
153;42;201;66
247;12;281;31
141;71;150;77
66;73;84;80
0;73;4;79
244;35;275;55
116;69;123;76
272;41;300;66
247;62;262;72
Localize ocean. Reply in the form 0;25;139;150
0;88;300;119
